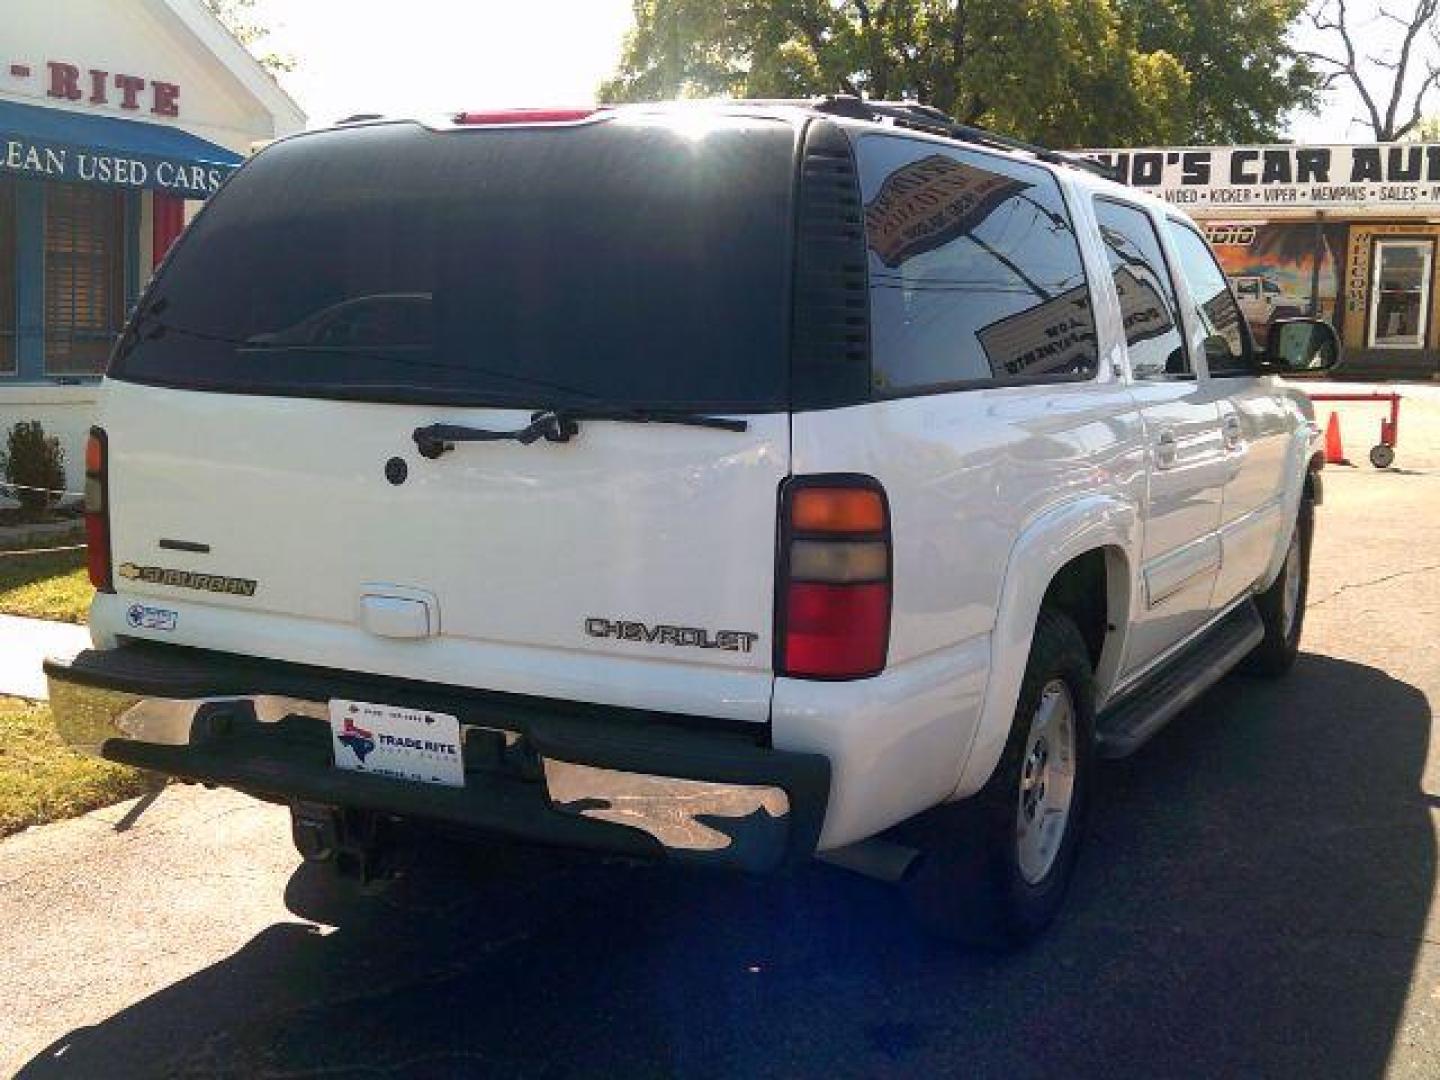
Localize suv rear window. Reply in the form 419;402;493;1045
111;115;796;410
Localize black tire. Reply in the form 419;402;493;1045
1370;444;1395;469
901;608;1096;949
1243;496;1313;677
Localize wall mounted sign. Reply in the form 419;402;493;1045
1088;144;1440;213
5;58;181;117
0;135;233;197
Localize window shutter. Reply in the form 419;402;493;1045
44;183;125;376
152;193;186;269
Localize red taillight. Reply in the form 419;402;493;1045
777;477;891;679
84;427;112;592
454;107;601;125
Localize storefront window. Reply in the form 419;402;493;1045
0;178;15;375
44;182;125;376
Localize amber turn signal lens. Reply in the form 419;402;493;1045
84;433;103;475
790;488;886;534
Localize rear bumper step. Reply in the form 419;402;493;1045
45;643;829;873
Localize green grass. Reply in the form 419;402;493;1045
0;697;162;838
0;543;94;623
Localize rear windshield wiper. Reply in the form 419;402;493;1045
413;408;749;459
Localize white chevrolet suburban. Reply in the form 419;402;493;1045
47;98;1339;948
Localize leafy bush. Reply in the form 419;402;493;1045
0;421;67;513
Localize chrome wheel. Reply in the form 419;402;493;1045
1016;679;1077;885
1281;528;1302;639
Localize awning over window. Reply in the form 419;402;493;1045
0;99;242;199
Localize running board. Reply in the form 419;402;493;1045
1095;601;1264;759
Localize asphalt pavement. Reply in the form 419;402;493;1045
2;390;1439;1078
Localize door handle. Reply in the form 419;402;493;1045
1222;414;1243;451
1155;429;1178;469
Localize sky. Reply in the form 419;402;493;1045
1288;0;1440;142
247;0;636;128
246;0;1434;145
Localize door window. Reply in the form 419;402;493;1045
1369;240;1432;349
1165;220;1254;376
1093;199;1187;379
856;135;1098;393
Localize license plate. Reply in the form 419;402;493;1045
328;699;465;788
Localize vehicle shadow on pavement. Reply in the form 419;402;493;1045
17;654;1434;1079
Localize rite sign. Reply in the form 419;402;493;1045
6;58;181;117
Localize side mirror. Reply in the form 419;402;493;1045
1265;318;1340;374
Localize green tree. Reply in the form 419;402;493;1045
201;0;296;74
600;0;1317;146
1122;0;1320;142
0;421;66;513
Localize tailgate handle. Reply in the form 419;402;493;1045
358;592;436;639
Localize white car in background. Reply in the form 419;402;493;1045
1231;274;1308;338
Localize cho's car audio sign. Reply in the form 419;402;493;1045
1087;144;1440;213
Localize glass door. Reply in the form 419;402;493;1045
1369;239;1433;349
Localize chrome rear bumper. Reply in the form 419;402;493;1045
46;646;828;873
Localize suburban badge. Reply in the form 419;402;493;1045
117;562;258;597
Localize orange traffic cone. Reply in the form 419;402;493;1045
1324;411;1350;465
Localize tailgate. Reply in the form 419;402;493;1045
93;112;802;723
98;382;788;721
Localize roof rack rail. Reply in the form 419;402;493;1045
809;95;1119;181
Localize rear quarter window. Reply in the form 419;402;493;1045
855;134;1098;395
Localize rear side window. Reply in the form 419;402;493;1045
1165;220;1254;376
856;135;1097;394
1092;199;1188;379
111;116;796;410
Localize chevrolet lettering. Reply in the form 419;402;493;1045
584;618;760;652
